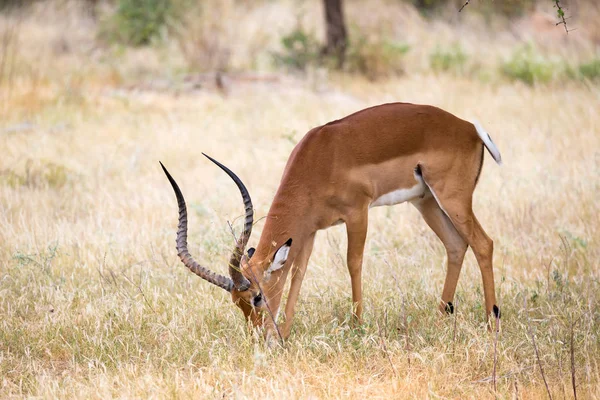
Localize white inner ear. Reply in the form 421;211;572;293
267;244;290;274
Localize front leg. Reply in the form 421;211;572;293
281;233;316;339
260;267;290;344
346;211;368;325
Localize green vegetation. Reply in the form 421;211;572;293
84;0;598;84
411;0;537;17
99;0;172;46
500;46;555;85
578;58;600;81
273;24;410;81
272;25;320;72
345;30;410;80
429;44;468;74
0;160;70;189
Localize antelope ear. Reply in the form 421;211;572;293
266;238;292;274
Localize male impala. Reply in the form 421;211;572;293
161;102;502;339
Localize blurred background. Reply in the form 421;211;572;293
1;0;599;99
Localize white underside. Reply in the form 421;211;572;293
370;179;427;208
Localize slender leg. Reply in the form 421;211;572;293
413;195;468;315
261;267;290;343
281;233;316;339
458;213;497;319
418;162;499;321
426;191;497;319
346;211;369;325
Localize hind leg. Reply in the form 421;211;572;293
413;195;468;315
419;170;499;321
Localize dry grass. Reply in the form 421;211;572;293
1;1;599;398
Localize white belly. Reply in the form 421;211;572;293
370;181;427;208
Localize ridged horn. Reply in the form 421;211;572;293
202;153;253;291
160;162;234;292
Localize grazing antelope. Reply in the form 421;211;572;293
161;102;502;340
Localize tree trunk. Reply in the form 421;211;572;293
322;0;347;68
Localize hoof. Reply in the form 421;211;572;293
493;305;500;319
438;301;454;315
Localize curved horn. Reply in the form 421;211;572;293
160;162;234;292
202;153;253;291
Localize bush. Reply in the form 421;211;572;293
100;0;172;46
578;58;600;81
410;0;535;17
476;0;537;18
345;30;410;81
273;23;409;80
410;0;459;15
272;25;320;72
500;46;555;85
0;160;70;189
429;44;467;74
170;0;269;73
0;0;37;11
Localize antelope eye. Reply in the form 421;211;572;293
252;293;263;307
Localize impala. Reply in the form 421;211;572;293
161;102;502;339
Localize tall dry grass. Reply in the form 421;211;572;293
1;0;599;398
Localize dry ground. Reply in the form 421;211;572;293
1;1;600;399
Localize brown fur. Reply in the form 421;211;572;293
227;103;500;338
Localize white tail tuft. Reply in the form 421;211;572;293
473;120;502;165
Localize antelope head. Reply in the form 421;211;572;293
160;154;291;327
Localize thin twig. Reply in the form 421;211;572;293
553;0;570;33
474;365;535;383
227;220;238;242
377;317;398;378
95;251;108;292
525;297;553;400
558;343;566;399
571;315;582;400
246;261;284;346
458;0;470;12
121;270;156;314
544;257;555;294
493;312;500;392
452;298;458;345
392;273;410;368
108;268;119;286
0;8;22;98
404;298;410;368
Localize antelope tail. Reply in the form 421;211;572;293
473;120;502;165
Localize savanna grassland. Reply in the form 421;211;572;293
1;0;599;398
